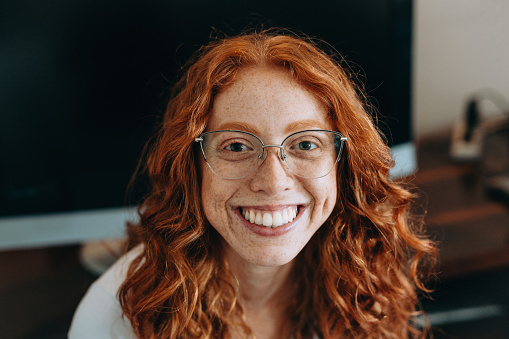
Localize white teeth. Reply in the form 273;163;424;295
255;212;263;225
282;209;289;224
273;212;283;227
262;213;272;226
241;207;299;228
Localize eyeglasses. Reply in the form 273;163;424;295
195;129;347;179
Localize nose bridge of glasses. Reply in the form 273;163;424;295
260;144;286;162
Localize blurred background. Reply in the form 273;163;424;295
1;0;509;338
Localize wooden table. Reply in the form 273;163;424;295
414;127;509;278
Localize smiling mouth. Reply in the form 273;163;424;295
239;206;300;228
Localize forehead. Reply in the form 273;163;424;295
206;66;332;135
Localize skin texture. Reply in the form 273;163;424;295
201;66;337;268
200;66;338;338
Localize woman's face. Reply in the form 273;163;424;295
201;66;337;267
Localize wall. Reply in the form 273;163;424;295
413;0;509;137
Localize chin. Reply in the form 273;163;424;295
239;247;301;267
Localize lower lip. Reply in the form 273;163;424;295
236;207;304;237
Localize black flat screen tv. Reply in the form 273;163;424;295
0;0;415;249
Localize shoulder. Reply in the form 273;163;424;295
68;244;144;339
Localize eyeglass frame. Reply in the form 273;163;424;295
194;129;347;179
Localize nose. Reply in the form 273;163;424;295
249;146;295;195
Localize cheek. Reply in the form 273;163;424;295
200;167;235;226
201;170;219;220
328;172;338;203
314;171;338;218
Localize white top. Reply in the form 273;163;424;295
68;246;142;339
69;245;321;339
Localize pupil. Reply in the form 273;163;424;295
299;141;312;150
230;143;244;152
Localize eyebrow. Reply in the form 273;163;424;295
215;119;331;136
284;120;331;134
215;122;260;135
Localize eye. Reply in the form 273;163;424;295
225;142;249;152
295;140;318;151
297;140;318;150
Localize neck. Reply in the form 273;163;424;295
229;255;295;309
224;245;296;339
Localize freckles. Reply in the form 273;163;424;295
309;179;337;221
204;176;240;230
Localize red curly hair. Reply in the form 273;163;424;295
119;29;437;338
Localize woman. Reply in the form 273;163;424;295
70;30;436;338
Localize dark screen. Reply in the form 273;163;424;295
0;0;412;217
